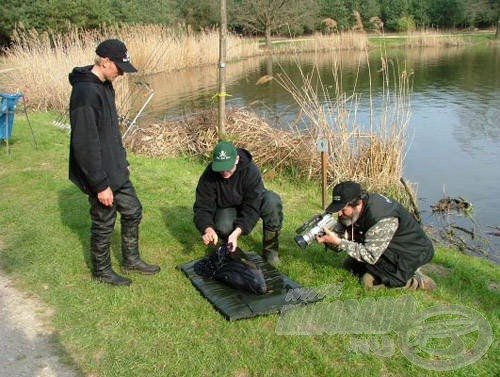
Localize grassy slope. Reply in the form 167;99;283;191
0;112;498;377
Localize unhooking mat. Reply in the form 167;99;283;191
178;252;324;321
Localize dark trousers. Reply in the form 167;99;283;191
88;180;142;262
214;190;283;239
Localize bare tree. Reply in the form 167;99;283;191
230;0;318;51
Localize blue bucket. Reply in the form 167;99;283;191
1;92;23;140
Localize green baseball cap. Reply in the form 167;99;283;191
212;141;237;172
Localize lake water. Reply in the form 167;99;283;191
137;44;500;263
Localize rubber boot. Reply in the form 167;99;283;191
91;245;131;286
121;225;160;275
263;230;281;267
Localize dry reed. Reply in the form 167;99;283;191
126;108;313;179
0;26;373;112
405;30;465;48
269;53;415;203
0;24;261;112
268;32;369;55
126;101;415;207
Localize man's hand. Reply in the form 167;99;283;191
227;227;242;252
97;186;114;207
202;227;218;246
316;227;341;246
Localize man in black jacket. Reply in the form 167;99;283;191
193;141;283;266
316;181;436;290
68;39;159;286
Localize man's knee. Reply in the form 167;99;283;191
343;256;367;277
215;218;234;239
215;207;237;239
262;190;282;207
118;192;142;226
121;204;142;227
261;190;283;230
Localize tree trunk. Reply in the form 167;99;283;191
265;26;272;51
496;21;500;39
218;0;227;139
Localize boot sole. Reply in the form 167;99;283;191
92;275;132;286
121;266;160;275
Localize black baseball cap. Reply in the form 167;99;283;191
96;39;137;73
326;181;362;213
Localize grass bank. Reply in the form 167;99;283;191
367;29;497;48
0;112;498;377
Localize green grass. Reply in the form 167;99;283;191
0;112;498;377
367;30;497;48
264;30;497;50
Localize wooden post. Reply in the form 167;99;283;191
218;0;227;139
321;151;328;210
316;138;329;210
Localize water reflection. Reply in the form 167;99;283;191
136;45;500;261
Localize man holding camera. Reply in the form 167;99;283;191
193;141;283;266
316;181;436;290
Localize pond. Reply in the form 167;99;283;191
137;43;500;263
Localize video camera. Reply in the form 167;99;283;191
294;212;337;249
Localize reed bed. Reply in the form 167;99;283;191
269;32;369;54
269;55;413;200
126;107;414;207
0;26;376;113
313;31;369;51
405;30;465;48
0;24;261;112
126;108;313;178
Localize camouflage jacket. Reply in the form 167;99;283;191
332;217;399;264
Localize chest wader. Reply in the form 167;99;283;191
90;217;132;286
89;193;132;285
261;190;283;266
91;247;132;285
89;184;159;286
263;229;280;266
120;223;160;275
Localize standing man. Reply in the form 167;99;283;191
317;181;436;290
69;39;160;286
193;141;283;266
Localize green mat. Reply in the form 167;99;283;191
178;252;323;321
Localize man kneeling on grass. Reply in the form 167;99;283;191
193;141;283;266
316;181;436;290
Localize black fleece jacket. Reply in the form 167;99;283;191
193;148;265;235
68;65;129;195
